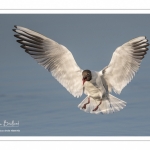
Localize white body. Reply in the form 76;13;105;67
78;71;126;114
84;71;107;100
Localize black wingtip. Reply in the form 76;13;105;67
14;34;19;38
12;29;16;32
20;45;27;50
20;45;25;48
17;40;22;44
14;25;17;28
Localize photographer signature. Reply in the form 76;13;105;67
0;120;19;127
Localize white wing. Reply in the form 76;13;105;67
13;25;83;97
102;36;149;94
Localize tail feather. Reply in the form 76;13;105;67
78;94;126;114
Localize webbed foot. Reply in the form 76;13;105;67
82;97;90;109
93;100;102;111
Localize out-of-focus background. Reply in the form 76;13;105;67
0;14;150;136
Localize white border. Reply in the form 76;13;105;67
0;0;150;9
0;136;150;140
0;9;150;14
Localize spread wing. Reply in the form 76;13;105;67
13;25;83;97
102;36;149;94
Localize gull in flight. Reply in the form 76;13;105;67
13;25;149;114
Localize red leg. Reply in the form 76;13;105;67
82;97;90;109
93;100;102;111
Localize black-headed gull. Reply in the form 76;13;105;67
13;25;149;114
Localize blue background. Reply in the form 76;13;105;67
0;14;150;136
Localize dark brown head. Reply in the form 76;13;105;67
82;70;92;84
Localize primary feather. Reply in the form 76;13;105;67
13;25;83;97
102;36;149;94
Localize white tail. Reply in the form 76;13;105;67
78;94;126;114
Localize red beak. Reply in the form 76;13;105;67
82;79;86;85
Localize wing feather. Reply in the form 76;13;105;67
102;36;149;94
13;26;83;97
